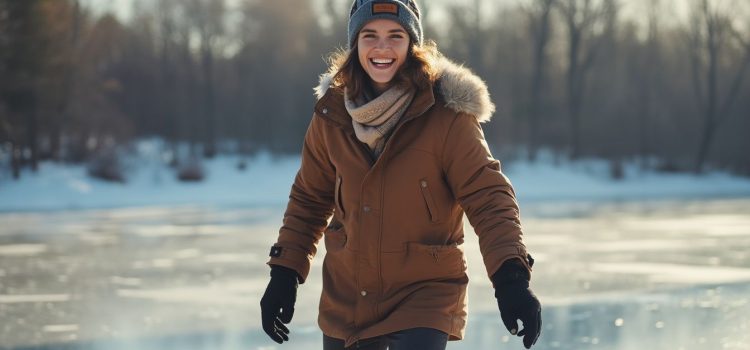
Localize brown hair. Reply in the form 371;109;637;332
326;39;442;99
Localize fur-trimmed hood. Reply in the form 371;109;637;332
313;57;496;123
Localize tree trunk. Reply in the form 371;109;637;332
694;120;716;174
527;0;553;162
201;39;216;158
637;89;651;170
11;142;21;180
695;11;719;174
26;97;38;172
569;86;583;160
566;35;582;160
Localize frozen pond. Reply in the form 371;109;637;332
0;198;748;349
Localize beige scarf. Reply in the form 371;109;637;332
344;84;416;159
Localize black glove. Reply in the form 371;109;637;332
492;258;542;349
260;265;300;344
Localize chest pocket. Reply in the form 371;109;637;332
419;178;439;223
335;175;346;219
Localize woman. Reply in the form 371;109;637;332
260;1;541;349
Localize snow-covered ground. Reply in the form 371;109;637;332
1;144;750;212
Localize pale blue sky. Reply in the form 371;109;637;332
80;0;486;23
80;0;716;35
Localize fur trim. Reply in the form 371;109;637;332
433;58;495;123
313;72;335;101
313;57;496;122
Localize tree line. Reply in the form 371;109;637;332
1;0;748;181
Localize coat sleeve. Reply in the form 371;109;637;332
441;112;532;280
267;114;336;283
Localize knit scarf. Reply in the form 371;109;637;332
344;84;416;159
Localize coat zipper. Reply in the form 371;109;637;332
345;102;431;321
372;112;426;320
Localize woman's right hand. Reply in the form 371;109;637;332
492;259;541;349
260;265;300;344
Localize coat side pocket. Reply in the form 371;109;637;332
419;178;439;223
324;225;347;253
335;175;346;219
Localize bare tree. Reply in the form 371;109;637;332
47;0;82;162
688;0;750;173
469;0;484;73
323;0;348;45
624;0;662;170
185;0;226;158
524;0;555;161
1;0;749;177
155;0;181;163
640;0;661;169
556;0;618;159
444;0;485;71
1;0;44;177
237;0;321;152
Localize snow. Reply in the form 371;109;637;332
505;154;750;201
1;142;750;212
0;149;300;212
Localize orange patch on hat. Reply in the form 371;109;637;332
372;2;399;15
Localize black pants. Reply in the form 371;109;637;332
323;327;449;350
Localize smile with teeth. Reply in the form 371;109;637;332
370;58;395;69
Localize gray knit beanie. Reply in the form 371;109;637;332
348;0;423;50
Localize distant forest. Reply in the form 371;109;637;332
1;0;749;181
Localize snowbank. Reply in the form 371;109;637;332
2;145;750;212
506;157;750;201
0;151;299;212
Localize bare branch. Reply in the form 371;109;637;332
729;23;750;50
716;28;750;126
687;2;707;112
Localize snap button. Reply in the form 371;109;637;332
360;290;367;296
363;206;371;212
322;108;328;114
269;246;282;257
420;180;427;188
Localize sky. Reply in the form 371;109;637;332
81;0;697;30
76;0;748;59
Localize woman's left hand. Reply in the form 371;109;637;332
494;280;542;349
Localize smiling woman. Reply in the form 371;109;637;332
261;1;541;349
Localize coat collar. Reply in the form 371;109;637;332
313;56;496;130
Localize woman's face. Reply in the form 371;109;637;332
357;19;410;92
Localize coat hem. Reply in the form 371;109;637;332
320;311;466;348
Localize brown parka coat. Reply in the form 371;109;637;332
267;57;532;348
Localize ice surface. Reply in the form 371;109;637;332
0;199;748;349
